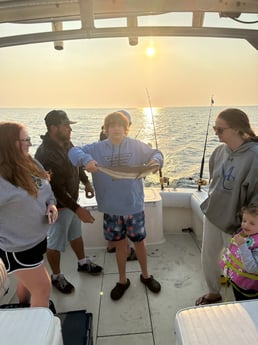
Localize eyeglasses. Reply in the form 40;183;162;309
213;126;231;134
19;137;31;143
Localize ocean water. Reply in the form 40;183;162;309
0;106;257;189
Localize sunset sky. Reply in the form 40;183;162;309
1;12;257;108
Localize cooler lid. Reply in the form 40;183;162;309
0;307;63;345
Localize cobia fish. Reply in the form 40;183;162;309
97;162;160;180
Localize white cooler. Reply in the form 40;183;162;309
175;300;258;345
0;307;63;345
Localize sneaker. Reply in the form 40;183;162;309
49;299;57;314
51;274;75;294
107;247;116;253
77;260;103;274
140;274;161;293
110;279;130;300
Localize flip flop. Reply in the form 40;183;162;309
195;294;222;306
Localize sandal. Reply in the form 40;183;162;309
110;279;130;300
127;247;137;261
140;274;161;293
195;294;222;306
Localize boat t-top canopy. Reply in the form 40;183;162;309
0;0;258;50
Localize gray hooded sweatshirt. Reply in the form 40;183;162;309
0;169;56;252
201;141;258;234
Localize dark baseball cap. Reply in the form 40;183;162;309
117;110;132;125
44;110;77;127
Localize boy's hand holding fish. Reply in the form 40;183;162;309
85;160;99;173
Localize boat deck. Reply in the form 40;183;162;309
23;233;235;345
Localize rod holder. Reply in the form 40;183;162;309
127;16;138;46
52;21;64;50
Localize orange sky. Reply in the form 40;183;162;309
1;14;257;108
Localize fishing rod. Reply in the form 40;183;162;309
145;88;164;190
135;127;143;139
197;96;214;191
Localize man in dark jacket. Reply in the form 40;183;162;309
35;110;102;294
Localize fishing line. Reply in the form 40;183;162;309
145;88;164;190
197;96;214;191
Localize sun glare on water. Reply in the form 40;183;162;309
143;107;158;123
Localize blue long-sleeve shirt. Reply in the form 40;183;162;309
68;137;163;216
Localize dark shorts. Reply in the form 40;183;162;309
0;238;47;274
103;211;146;242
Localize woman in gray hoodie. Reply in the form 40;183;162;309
0;122;57;307
196;108;258;305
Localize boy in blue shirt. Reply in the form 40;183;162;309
69;111;163;300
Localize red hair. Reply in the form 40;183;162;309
0;122;49;196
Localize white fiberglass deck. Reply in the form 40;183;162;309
11;233;235;345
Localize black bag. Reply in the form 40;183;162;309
56;310;93;345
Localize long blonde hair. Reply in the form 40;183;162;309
0;122;49;197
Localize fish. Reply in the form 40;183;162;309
97;162;160;180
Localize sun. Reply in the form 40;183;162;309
145;46;156;57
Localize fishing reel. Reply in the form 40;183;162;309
162;176;170;186
196;178;207;187
160;176;169;190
